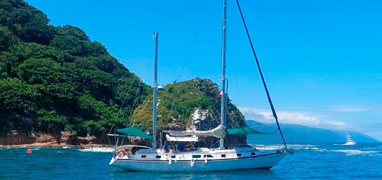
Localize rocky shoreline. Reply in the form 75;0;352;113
0;143;111;148
0;131;111;148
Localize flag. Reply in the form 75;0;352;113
217;91;223;98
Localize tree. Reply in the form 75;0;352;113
2;0;54;44
0;78;41;135
50;25;106;56
0;26;19;51
0;0;151;139
18;58;62;84
36;109;67;142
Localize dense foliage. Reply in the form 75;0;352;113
131;78;246;133
0;0;150;138
0;0;247;143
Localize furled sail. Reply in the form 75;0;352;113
164;125;226;139
166;134;199;142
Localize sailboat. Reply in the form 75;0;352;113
343;133;356;146
108;0;292;172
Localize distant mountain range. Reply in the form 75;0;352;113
246;120;380;144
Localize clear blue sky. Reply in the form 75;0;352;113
26;0;382;140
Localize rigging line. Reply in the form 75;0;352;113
228;0;242;106
115;36;151;120
275;133;281;148
167;0;214;116
131;100;150;126
128;39;153;125
235;0;288;150
118;37;153;126
108;71;137;133
127;79;143;120
116;76;137;117
166;0;214;131
175;0;213;82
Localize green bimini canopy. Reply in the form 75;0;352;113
117;126;152;140
227;126;267;135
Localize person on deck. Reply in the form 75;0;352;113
163;141;169;153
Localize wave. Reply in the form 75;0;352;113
78;147;114;153
331;149;378;156
252;144;382;157
288;144;322;151
253;144;323;151
253;145;283;151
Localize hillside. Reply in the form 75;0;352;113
246;120;380;144
0;0;150;139
0;0;247;146
131;78;245;132
131;78;247;146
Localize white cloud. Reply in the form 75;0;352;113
330;106;369;112
239;106;349;130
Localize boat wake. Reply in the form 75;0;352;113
331;150;378;156
253;144;323;151
79;147;114;153
253;145;284;151
253;144;382;156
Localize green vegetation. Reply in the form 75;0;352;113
0;0;247;143
131;78;246;133
0;0;150;138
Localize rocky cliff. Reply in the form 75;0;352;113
130;78;247;147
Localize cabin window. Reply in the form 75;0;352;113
141;155;146;158
251;152;256;156
171;155;176;158
203;155;213;158
237;153;241;157
156;155;161;159
221;154;226;158
192;155;201;158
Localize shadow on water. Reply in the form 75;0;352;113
109;168;282;180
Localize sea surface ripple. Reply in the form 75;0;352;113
1;143;381;179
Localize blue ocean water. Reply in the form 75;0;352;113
1;144;381;180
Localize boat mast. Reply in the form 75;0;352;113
152;32;159;149
219;0;227;149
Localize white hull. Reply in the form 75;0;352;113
110;151;286;172
343;141;356;146
343;134;356;146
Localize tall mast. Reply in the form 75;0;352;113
219;0;227;149
152;32;159;149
